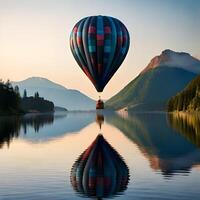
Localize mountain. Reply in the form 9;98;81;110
106;50;200;111
141;49;200;74
12;77;95;111
168;74;200;112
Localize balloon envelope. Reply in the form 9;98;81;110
70;134;129;199
70;15;130;92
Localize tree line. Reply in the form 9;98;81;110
0;80;54;114
0;80;21;114
168;75;200;112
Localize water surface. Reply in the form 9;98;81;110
0;111;200;200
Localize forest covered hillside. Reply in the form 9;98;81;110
106;50;200;111
168;74;200;112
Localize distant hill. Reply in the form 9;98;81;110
12;77;95;111
168;74;200;112
106;50;200;111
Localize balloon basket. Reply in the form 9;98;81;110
96;99;104;109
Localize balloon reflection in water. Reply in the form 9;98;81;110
96;114;104;129
70;134;129;199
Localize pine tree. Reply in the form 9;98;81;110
34;92;39;99
14;86;20;97
23;89;27;98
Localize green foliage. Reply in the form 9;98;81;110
0;80;21;114
105;67;197;111
168;74;200;112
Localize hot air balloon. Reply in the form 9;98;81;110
70;15;130;108
70;134;129;199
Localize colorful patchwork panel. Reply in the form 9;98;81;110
70;15;130;92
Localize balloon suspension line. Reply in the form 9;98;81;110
96;92;104;135
98;94;102;135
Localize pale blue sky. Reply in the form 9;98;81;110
0;0;199;99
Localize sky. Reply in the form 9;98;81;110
0;0;200;99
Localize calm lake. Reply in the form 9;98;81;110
0;111;200;200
